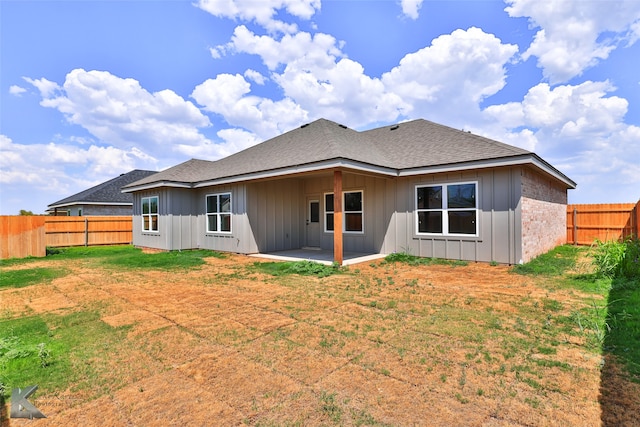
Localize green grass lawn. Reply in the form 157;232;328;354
0;244;638;424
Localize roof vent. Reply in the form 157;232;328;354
300;123;310;128
390;125;399;131
338;124;347;129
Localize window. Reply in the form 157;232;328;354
206;193;232;233
142;196;159;232
416;182;477;236
325;190;363;233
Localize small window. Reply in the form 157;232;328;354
206;193;232;233
325;190;363;233
142;196;159;232
416;182;477;236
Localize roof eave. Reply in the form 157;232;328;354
399;154;576;189
192;159;398;188
47;201;133;209
121;181;193;193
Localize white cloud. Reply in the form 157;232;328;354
26;69;213;155
191;73;308;140
244;69;266;85
195;0;321;33
482;80;639;203
381;27;518;126
9;85;27;96
223;25;344;70
400;0;423;20
505;0;640;83
0;133;160;213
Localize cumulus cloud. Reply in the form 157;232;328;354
505;0;640;83
381;27;518;125
25;69;213;156
9;85;27;96
191;73;308;140
195;0;321;33
400;0;423;20
0;133;160;212
482;80;638;202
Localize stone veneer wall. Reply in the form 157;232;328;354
520;167;568;263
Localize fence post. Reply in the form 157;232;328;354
84;217;89;247
573;207;578;245
635;200;640;238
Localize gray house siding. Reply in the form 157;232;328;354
64;205;133;216
130;166;564;265
387;166;524;264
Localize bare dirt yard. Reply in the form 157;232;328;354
2;251;639;426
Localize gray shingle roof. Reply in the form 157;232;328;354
124;118;573;189
48;169;157;208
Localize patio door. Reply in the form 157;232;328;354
306;199;320;248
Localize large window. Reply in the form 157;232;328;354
206;193;232;233
325;190;363;233
142;196;159;232
416;182;477;236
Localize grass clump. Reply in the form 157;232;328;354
383;252;468;267
48;246;223;270
250;260;343;278
511;245;580;276
591;237;640;280
0;267;68;289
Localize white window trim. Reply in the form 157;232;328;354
141;195;159;233
206;192;232;234
415;181;479;237
324;190;364;234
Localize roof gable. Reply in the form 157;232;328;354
48;169;157;208
124;118;574;190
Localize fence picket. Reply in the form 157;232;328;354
567;201;640;245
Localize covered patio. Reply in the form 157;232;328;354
249;248;386;266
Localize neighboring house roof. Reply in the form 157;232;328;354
48;169;157;210
123;119;575;192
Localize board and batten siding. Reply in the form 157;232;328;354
302;173;394;254
132;188;198;251
245;179;302;253
386;167;523;265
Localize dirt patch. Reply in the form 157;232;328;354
2;253;638;426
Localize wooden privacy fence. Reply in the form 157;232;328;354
567;201;640;245
45;216;133;247
0;216;47;259
0;216;133;259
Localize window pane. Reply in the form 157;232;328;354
344;192;362;212
417;186;442;209
345;213;362;232
326;212;334;231
143;216;150;231
150;197;158;214
447;184;476;208
150;215;158;231
310;202;319;223
448;211;476;234
325;194;334;212
418;211;442;233
208;215;217;232
220;194;231;213
142;199;149;215
206;195;217;213
220;214;231;232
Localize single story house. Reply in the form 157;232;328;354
123;119;575;265
47;169;157;216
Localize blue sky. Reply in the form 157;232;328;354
1;0;639;215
